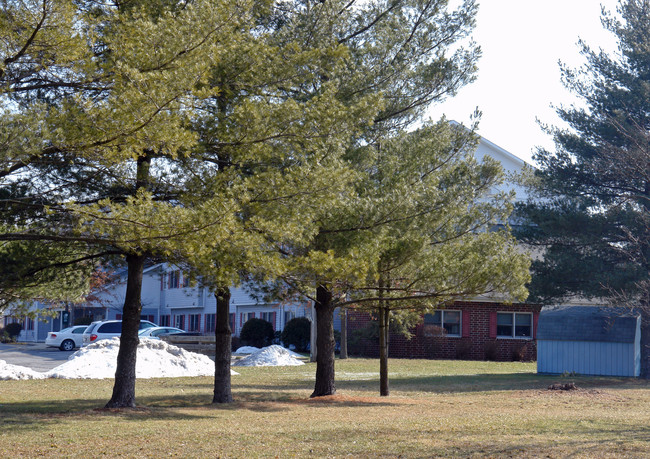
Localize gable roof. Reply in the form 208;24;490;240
536;305;640;343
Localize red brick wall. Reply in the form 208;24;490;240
347;301;541;361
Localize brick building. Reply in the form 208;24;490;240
347;301;541;361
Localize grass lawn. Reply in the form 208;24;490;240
1;358;648;458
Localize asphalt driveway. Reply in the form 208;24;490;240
0;342;75;372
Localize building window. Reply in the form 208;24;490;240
5;316;19;326
497;312;532;338
174;314;185;330
159;315;170;327
24;317;34;331
168;270;180;289
188;314;201;332
141;315;154;323
229;313;236;334
284;311;295;327
423;310;461;337
205;314;216;333
260;311;276;330
241;312;254;326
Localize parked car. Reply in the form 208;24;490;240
82;319;157;345
45;325;88;351
138;326;186;339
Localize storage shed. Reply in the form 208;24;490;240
537;306;641;377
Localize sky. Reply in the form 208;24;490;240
428;0;622;165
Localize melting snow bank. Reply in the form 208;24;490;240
233;346;260;354
233;344;305;367
0;337;238;380
0;359;46;380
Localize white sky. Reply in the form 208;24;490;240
428;0;622;165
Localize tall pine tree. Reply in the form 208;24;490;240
516;0;650;375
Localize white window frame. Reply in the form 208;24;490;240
424;310;462;337
496;311;533;340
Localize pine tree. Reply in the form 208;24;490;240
270;0;484;397
515;0;650;375
0;0;264;407
283;121;530;396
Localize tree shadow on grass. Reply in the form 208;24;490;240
335;372;649;394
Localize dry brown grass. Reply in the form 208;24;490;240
1;358;648;458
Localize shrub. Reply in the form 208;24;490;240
5;322;23;341
348;321;380;357
455;339;473;359
281;317;311;352
240;318;274;348
484;340;499;361
511;343;528;362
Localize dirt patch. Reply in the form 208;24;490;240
548;382;578;391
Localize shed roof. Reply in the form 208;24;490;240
536;305;640;343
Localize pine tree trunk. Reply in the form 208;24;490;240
213;286;233;403
105;253;146;408
339;308;348;359
311;285;336;397
641;183;650;378
379;306;389;396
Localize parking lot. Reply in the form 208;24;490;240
0;342;74;372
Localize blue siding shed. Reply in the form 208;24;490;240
536;306;641;377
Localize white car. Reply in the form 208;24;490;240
82;319;157;345
138;326;186;339
45;325;88;351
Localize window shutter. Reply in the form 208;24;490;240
533;312;539;339
116;314;122;320
240;313;243;327
462;311;470;337
489;311;497;338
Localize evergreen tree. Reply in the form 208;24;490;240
515;0;650;375
271;0;483;397
348;122;529;396
0;0;261;407
284;121;530;396
176;0;481;402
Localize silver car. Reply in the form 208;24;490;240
82;319;157;346
138;326;186;339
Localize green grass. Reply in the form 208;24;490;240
1;358;649;458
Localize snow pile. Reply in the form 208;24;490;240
233;346;260;354
0;359;46;381
0;338;238;380
233;344;305;367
